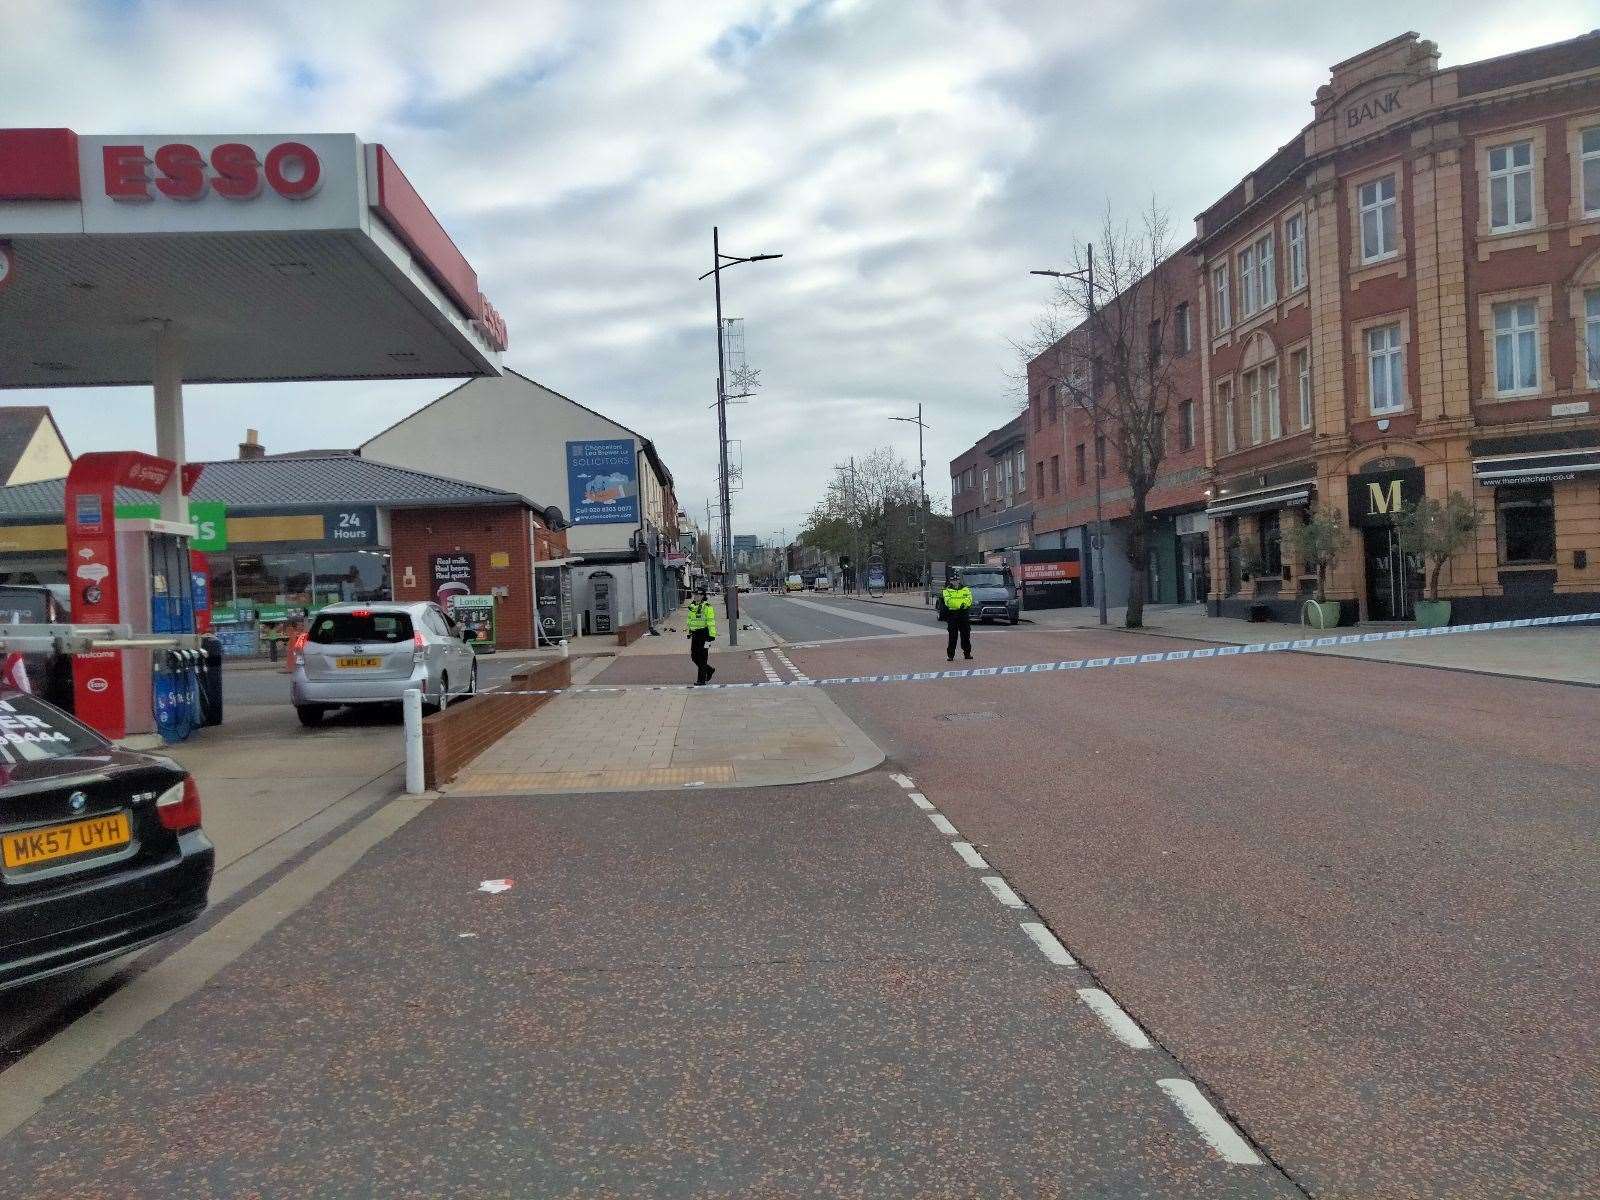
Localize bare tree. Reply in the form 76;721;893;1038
1015;201;1187;629
800;446;927;585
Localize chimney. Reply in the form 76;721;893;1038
239;428;264;460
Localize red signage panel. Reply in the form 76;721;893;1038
0;128;81;201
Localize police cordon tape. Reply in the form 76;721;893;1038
449;612;1600;699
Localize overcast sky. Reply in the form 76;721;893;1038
3;1;1594;541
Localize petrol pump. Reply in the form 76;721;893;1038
63;451;214;742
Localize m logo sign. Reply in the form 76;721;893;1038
1347;465;1424;528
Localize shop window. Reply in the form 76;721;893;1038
1487;140;1534;232
1367;324;1404;413
1493;300;1539;395
1359;174;1397;262
314;550;391;605
207;556;235;619
1258;510;1282;577
1496;484;1555;564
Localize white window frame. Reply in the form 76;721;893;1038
1492;300;1540;396
981;468;990;502
1583;126;1600;219
1265;361;1281;440
1367;324;1405;414
1487;139;1535;233
1255;233;1275;310
1587;288;1600;387
1294;348;1312;430
1237;245;1255;317
1221;384;1235;452
1212;264;1230;330
1246;369;1263;445
1358;175;1397;263
1285;213;1306;291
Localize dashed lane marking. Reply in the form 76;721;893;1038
889;773;915;789
772;648;811;682
929;813;959;836
981;875;1026;909
1077;988;1153;1050
1158;1079;1265;1166
908;792;936;811
1021;921;1077;966
951;841;990;869
754;651;782;684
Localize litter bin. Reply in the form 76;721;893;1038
199;635;224;727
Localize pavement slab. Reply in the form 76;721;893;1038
0;775;1300;1199
795;624;1600;1199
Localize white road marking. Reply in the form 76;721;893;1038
889;773;915;789
929;813;959;836
1157;1079;1264;1165
951;841;989;869
771;648;811;682
1077;988;1152;1050
1021;921;1076;966
982;875;1026;908
754;651;782;684
907;792;936;811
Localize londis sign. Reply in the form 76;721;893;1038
102;141;322;203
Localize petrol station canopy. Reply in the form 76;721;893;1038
0;129;508;387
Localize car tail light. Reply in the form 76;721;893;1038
413;630;427;664
156;776;203;832
290;631;308;655
351;609;371;617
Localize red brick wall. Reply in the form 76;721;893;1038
390;504;542;649
422;657;571;788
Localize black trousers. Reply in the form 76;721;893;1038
690;630;712;683
945;612;972;659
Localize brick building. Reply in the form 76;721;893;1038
949;414;1030;566
1025;253;1209;609
1198;30;1600;621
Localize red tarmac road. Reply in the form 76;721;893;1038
802;624;1599;1198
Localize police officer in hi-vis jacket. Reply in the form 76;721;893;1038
685;588;718;685
939;569;974;662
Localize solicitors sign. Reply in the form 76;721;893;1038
566;439;639;525
1346;465;1424;528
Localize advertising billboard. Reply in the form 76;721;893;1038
566;439;639;525
1019;548;1082;610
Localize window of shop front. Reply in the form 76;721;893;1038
1223;516;1241;593
1285;212;1306;291
226;550;390;617
1367;324;1404;413
1258;510;1282;578
1497;484;1555;564
207;555;235;617
1493;300;1540;395
1585;126;1600;217
1359;175;1397;262
1586;288;1600;386
1487;140;1535;232
315;550;391;605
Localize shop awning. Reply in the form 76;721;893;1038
1205;484;1312;518
1472;449;1600;487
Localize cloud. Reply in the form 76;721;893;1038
1;0;1595;540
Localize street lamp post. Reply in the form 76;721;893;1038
889;404;931;603
1031;244;1108;626
701;228;781;647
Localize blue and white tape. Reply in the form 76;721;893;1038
467;613;1600;697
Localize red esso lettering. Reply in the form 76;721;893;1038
263;142;321;199
87;678;109;693
209;143;262;199
153;144;206;201
103;145;152;202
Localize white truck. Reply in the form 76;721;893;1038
736;574;752;593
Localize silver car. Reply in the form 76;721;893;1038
290;601;478;727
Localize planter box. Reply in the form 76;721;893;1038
1414;599;1452;628
1302;599;1342;629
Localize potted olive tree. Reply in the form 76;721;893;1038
1287;506;1349;629
1395;491;1479;627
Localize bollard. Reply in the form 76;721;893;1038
403;687;425;794
558;638;569;660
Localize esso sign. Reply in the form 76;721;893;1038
86;678;109;693
103;142;322;203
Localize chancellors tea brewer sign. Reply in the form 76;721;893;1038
566;440;638;525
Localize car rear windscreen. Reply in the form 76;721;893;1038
0;693;108;762
309;612;414;644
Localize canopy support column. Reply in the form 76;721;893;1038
152;321;187;523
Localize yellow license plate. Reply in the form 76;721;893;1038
336;656;383;668
3;812;131;870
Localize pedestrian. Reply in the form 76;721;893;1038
939;569;974;662
685;588;718;685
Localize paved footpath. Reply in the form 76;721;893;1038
0;771;1299;1199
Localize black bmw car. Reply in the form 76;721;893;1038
0;690;214;992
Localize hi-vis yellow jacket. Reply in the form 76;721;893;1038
940;585;973;613
685;600;718;637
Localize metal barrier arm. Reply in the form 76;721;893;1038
0;623;205;655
